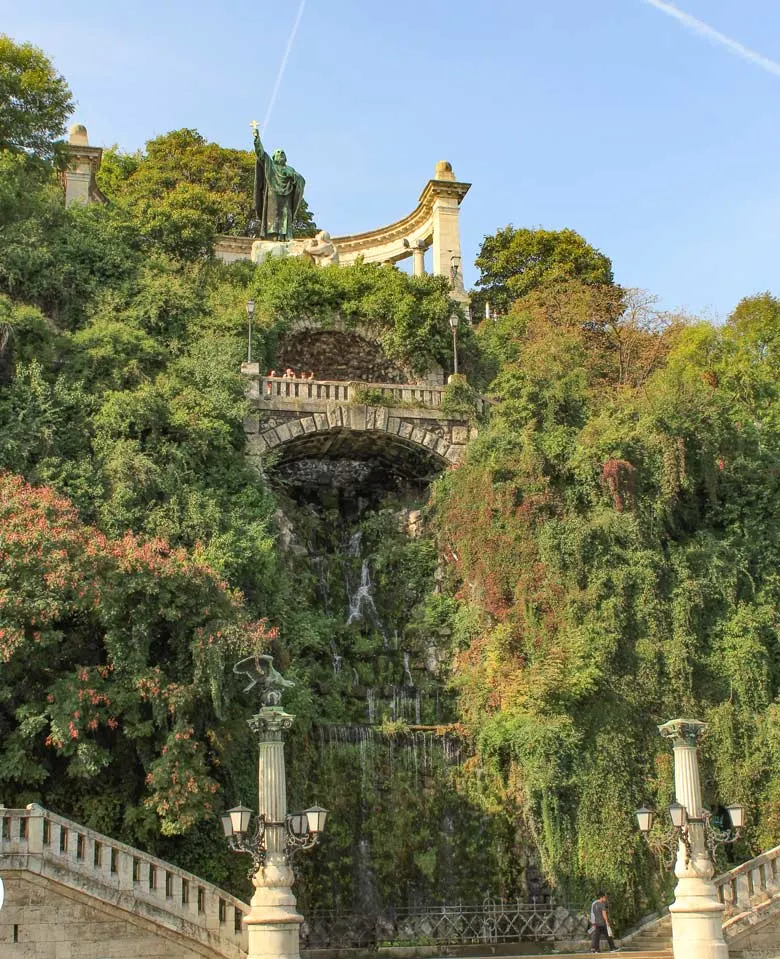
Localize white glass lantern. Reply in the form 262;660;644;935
228;805;253;836
221;815;234;838
669;801;687;829
726;804;745;830
303;806;328;835
636;806;655;834
288;812;308;838
246;300;255;319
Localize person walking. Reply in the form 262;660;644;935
590;892;620;952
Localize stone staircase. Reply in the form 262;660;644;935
619;912;672;953
618;843;780;956
0;803;248;958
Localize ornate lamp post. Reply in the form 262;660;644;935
449;313;459;376
636;718;744;959
246;299;255;365
222;654;327;959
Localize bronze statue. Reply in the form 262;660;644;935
234;652;295;706
252;125;305;241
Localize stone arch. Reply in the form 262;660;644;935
248;404;463;475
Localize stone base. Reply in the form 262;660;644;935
251;240;293;264
669;875;728;959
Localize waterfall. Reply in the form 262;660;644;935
331;641;343;676
402;651;414;687
344;531;385;636
347;558;375;624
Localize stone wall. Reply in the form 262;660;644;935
0;806;246;959
274;331;407;384
1;873;226;959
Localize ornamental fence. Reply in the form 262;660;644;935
302;897;586;949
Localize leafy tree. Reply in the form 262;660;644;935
474;225;614;315
432;291;780;920
0;35;73;160
98;129;317;259
0;472;275;845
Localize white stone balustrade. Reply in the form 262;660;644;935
0;804;248;958
716;844;780;916
259;376;447;409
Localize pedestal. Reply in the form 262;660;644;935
244;858;303;959
660;719;728;959
245;705;303;959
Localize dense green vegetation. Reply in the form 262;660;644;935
1;34;779;931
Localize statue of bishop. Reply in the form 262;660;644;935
252;127;305;241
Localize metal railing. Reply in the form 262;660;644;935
303;897;584;948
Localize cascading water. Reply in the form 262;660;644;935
283;492;514;919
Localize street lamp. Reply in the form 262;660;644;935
449;313;459;375
246;299;255;364
223;653;328;959
635;718;746;959
635;805;655;834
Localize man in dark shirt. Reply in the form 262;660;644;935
590;891;620;952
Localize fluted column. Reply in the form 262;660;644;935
245;706;302;959
659;719;727;959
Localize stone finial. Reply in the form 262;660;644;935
68;123;89;146
435;160;455;181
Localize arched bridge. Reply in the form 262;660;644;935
242;367;479;483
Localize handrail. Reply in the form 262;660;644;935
258;376;447;408
714;844;780;920
0;804;248;956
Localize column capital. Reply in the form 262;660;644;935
659;718;707;747
249;706;295;742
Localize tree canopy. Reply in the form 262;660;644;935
474;225;614;315
98;129;317;260
0;35;73;161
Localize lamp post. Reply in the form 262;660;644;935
449;313;459;376
246;299;255;365
222;653;327;959
636;718;744;959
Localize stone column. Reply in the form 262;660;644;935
62;124;103;207
659;719;728;959
427;162;471;308
411;240;426;277
244;706;302;959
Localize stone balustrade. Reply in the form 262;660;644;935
0;804;248;958
715;844;780;917
255;376;451;411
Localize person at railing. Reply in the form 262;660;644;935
282;368;295;379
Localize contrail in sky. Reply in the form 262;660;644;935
262;0;307;134
642;0;780;78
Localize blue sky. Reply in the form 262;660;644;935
4;0;780;317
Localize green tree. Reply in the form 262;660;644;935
0;35;73;160
0;472;276;844
98;129;317;259
474;225;614;315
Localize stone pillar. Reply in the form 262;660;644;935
62;124;104;207
24;804;44;855
412;240;426;277
244;706;302;959
659;719;728;959
427;162;470;307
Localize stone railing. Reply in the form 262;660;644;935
256;376;449;410
0;804;248;959
716;844;780;920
